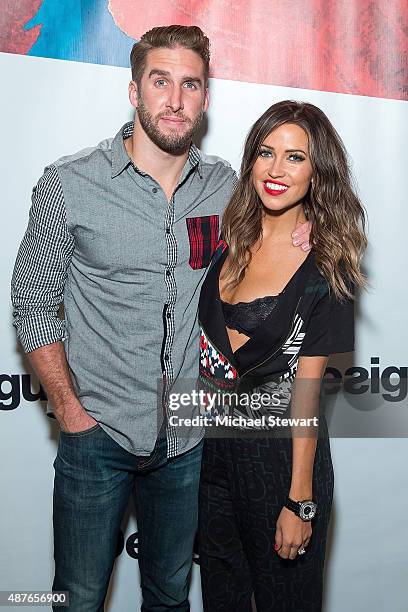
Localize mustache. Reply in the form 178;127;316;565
156;111;192;124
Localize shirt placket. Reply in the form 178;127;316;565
161;164;198;457
162;193;178;457
130;148;198;458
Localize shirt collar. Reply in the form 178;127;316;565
111;121;203;179
188;141;203;177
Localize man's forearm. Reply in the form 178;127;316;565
28;342;93;432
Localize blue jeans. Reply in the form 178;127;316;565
52;423;202;611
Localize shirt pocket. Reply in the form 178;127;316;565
186;215;219;270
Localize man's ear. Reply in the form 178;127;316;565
128;80;139;110
203;87;210;112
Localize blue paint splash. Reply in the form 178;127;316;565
25;0;136;68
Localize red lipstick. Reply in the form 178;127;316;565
263;180;289;196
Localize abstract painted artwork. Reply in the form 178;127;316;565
1;0;407;100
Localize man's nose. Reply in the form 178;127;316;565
166;85;183;113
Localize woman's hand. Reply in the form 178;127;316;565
274;506;312;560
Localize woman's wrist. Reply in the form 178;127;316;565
288;485;313;501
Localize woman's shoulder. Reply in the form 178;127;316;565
293;250;329;300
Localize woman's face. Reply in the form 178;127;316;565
252;123;313;212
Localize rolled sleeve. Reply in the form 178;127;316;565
11;165;74;353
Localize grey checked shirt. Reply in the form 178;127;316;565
11;122;236;457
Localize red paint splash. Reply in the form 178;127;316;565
109;0;408;101
0;0;42;55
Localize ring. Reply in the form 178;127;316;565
298;547;306;555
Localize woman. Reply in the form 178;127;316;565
197;100;367;611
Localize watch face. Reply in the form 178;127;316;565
299;501;317;521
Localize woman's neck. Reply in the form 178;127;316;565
261;203;307;242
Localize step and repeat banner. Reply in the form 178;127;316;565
1;1;407;611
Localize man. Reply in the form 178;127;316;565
11;25;310;611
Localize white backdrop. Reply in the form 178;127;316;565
1;51;408;611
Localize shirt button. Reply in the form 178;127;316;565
164;354;170;361
166;270;171;277
166;228;170;234
152;187;158;193
166;311;171;319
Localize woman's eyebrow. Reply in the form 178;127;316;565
260;144;307;155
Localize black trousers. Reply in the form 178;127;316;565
198;434;334;612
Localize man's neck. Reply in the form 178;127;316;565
124;118;190;202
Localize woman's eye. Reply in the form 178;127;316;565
288;154;305;162
259;149;272;158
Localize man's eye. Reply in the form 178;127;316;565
155;79;167;87
183;82;197;89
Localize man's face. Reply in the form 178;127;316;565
130;47;209;154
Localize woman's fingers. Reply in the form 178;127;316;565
290;544;302;560
275;508;313;560
274;525;283;553
278;543;293;559
276;540;303;559
276;534;312;560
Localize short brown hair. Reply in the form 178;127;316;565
130;25;210;86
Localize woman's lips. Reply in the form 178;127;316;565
263;180;289;196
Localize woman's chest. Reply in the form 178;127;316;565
199;247;322;383
220;247;310;303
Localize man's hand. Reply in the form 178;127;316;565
292;221;312;251
26;342;98;434
59;401;98;433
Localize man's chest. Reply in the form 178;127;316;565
63;176;229;278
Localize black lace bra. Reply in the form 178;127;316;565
221;294;280;338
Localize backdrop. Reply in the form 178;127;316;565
1;1;407;611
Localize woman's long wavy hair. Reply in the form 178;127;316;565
222;101;367;299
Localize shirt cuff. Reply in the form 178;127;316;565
14;314;67;353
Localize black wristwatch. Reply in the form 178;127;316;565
285;497;317;521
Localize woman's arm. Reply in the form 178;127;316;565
289;355;328;499
275;355;328;559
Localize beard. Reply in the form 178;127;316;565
136;94;204;155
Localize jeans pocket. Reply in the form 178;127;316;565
60;423;101;438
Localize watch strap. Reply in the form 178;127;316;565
285;497;316;521
285;497;302;514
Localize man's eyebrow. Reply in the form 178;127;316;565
181;76;203;85
148;69;171;78
260;144;307;155
148;69;203;85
